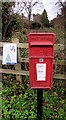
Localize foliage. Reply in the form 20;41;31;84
2;2;20;40
10;14;21;31
30;22;41;29
42;84;65;120
2;2;13;40
0;82;2;119
40;9;50;28
2;76;65;119
44;27;64;44
2;77;37;119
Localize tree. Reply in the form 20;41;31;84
13;0;43;22
55;0;66;27
56;0;66;15
40;9;50;27
2;2;13;40
2;2;20;40
23;0;39;21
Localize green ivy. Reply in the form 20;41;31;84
2;77;65;119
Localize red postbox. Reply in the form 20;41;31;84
28;33;55;89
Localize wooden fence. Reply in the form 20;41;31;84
0;37;65;83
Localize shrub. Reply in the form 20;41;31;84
30;22;41;29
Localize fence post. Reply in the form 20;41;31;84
12;36;22;84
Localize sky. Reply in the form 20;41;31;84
13;0;65;21
41;0;65;20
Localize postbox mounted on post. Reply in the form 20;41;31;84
28;33;55;89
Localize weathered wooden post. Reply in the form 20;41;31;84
12;35;22;84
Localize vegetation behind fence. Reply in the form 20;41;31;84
0;37;65;84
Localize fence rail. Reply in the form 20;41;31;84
0;38;65;82
0;56;65;65
0;42;64;50
0;68;65;80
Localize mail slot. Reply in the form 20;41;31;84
28;33;55;89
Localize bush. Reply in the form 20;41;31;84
30;22;41;29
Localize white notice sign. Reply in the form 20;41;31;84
2;43;17;65
36;64;46;80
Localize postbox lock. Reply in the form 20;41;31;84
39;58;43;62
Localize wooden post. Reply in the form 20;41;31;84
12;36;22;84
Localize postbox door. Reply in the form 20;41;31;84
31;58;53;88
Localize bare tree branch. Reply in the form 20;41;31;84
13;0;44;22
